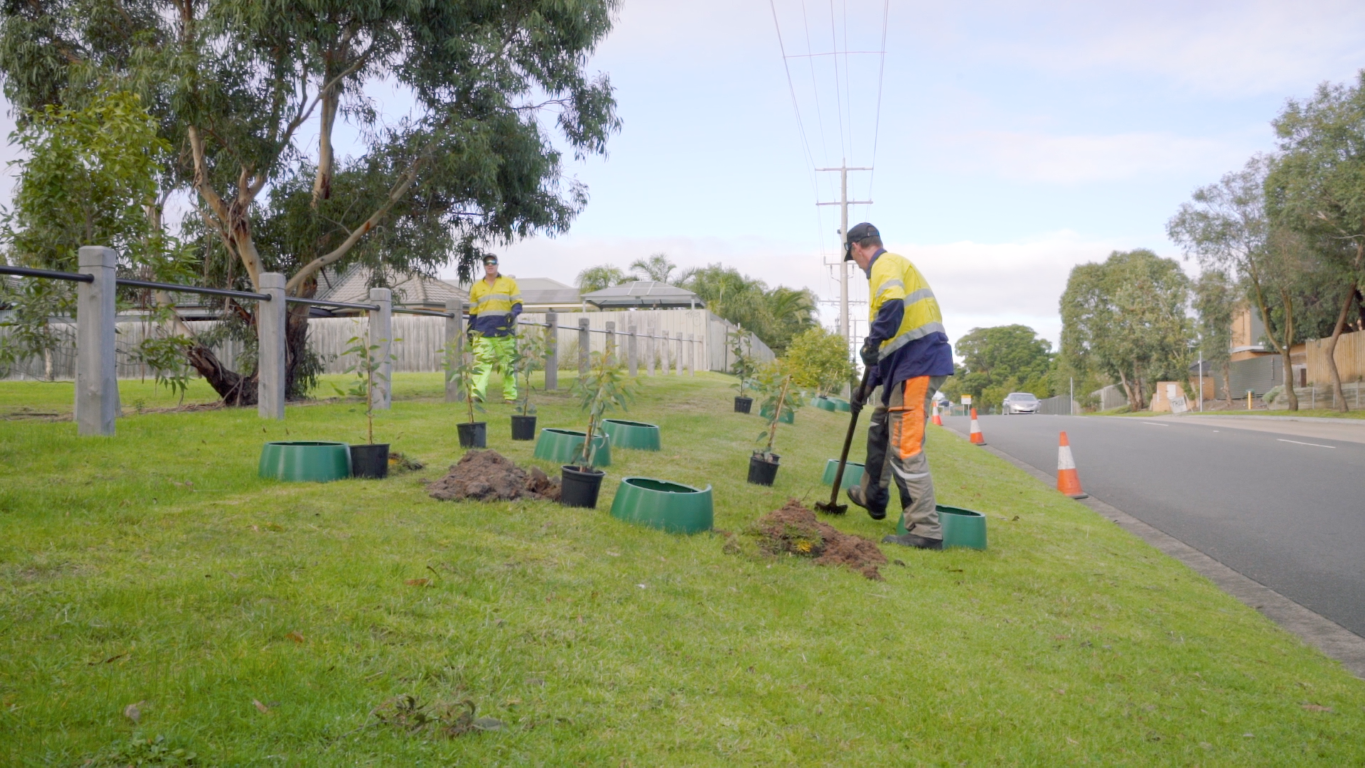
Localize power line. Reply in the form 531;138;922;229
798;0;830;162
842;0;854;164
827;0;847;163
767;0;820;201
867;0;890;200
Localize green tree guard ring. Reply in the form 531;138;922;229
759;405;796;424
814;396;839;412
821;459;865;488
533;428;611;467
601;419;662;451
609;477;713;534
259;441;351;482
897;505;988;550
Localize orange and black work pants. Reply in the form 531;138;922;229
857;375;947;540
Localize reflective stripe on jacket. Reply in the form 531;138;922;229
469;275;522;337
868;251;945;361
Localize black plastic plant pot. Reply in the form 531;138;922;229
734;396;753;414
510;415;537;441
747;453;780;486
457;422;487;448
350;443;390;480
560;465;606;509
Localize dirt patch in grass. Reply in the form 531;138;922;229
753;500;886;580
428;450;560;503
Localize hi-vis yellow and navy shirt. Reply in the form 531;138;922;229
864;249;954;395
468;275;523;337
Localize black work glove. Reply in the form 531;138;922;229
850;383;868;409
860;338;879;368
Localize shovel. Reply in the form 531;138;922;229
815;365;876;516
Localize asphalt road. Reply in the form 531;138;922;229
941;414;1365;637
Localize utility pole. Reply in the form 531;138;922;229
816;162;872;353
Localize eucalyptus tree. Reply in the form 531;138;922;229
1169;156;1311;410
1192;270;1236;404
1059;250;1190;411
0;0;621;404
1266;73;1365;411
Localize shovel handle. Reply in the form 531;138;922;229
827;366;876;501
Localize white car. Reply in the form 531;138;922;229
1002;392;1040;415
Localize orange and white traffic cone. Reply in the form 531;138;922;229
968;408;986;445
931;405;943;426
1056;431;1087;499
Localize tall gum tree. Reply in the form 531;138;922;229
1169;155;1317;411
0;0;621;404
1267;73;1365;412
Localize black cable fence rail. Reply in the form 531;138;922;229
2;250;771;435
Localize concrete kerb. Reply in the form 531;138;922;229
937;422;1365;680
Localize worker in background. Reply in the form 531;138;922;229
468;255;522;403
843;222;955;549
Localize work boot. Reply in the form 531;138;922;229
881;533;943;550
846;487;886;520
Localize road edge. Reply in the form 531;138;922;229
937;423;1365;680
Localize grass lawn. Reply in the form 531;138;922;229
2;372;1363;765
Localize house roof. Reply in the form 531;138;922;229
581;281;703;309
316;265;467;308
515;276;581;307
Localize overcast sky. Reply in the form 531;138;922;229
5;1;1365;351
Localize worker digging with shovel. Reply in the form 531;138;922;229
830;222;954;550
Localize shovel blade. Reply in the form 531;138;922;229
814;502;848;516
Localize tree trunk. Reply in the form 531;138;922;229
1118;369;1138;412
1322;281;1356;413
1221;360;1232;408
1280;344;1297;411
188;341;257;406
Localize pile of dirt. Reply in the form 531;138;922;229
752;500;887;580
427;450;560;502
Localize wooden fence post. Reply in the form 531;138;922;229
445;299;462;402
545;310;558;391
257;272;286;420
75;246;118;436
368;288;392;410
578;318;590;376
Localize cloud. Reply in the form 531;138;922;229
971;0;1365;96
944;130;1248;184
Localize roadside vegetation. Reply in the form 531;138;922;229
2;373;1363;764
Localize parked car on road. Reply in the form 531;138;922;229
1003;392;1040;415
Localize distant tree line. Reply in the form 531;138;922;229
574;255;818;355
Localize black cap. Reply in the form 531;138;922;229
843;222;880;261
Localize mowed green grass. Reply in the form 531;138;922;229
1;372;1363;765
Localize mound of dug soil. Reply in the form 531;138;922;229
427;450;560;502
753;500;887;580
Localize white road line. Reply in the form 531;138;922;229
1140;421;1170;427
1277;439;1336;449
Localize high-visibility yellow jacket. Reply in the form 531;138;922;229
864;251;953;394
868;251;945;360
469;275;523;337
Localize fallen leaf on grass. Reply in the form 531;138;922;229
1301;703;1333;713
285;631;305;644
263;523;285;532
253;699;270;714
405;578;431;587
89;653;126;666
1066;737;1078;745
123;701;145;723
